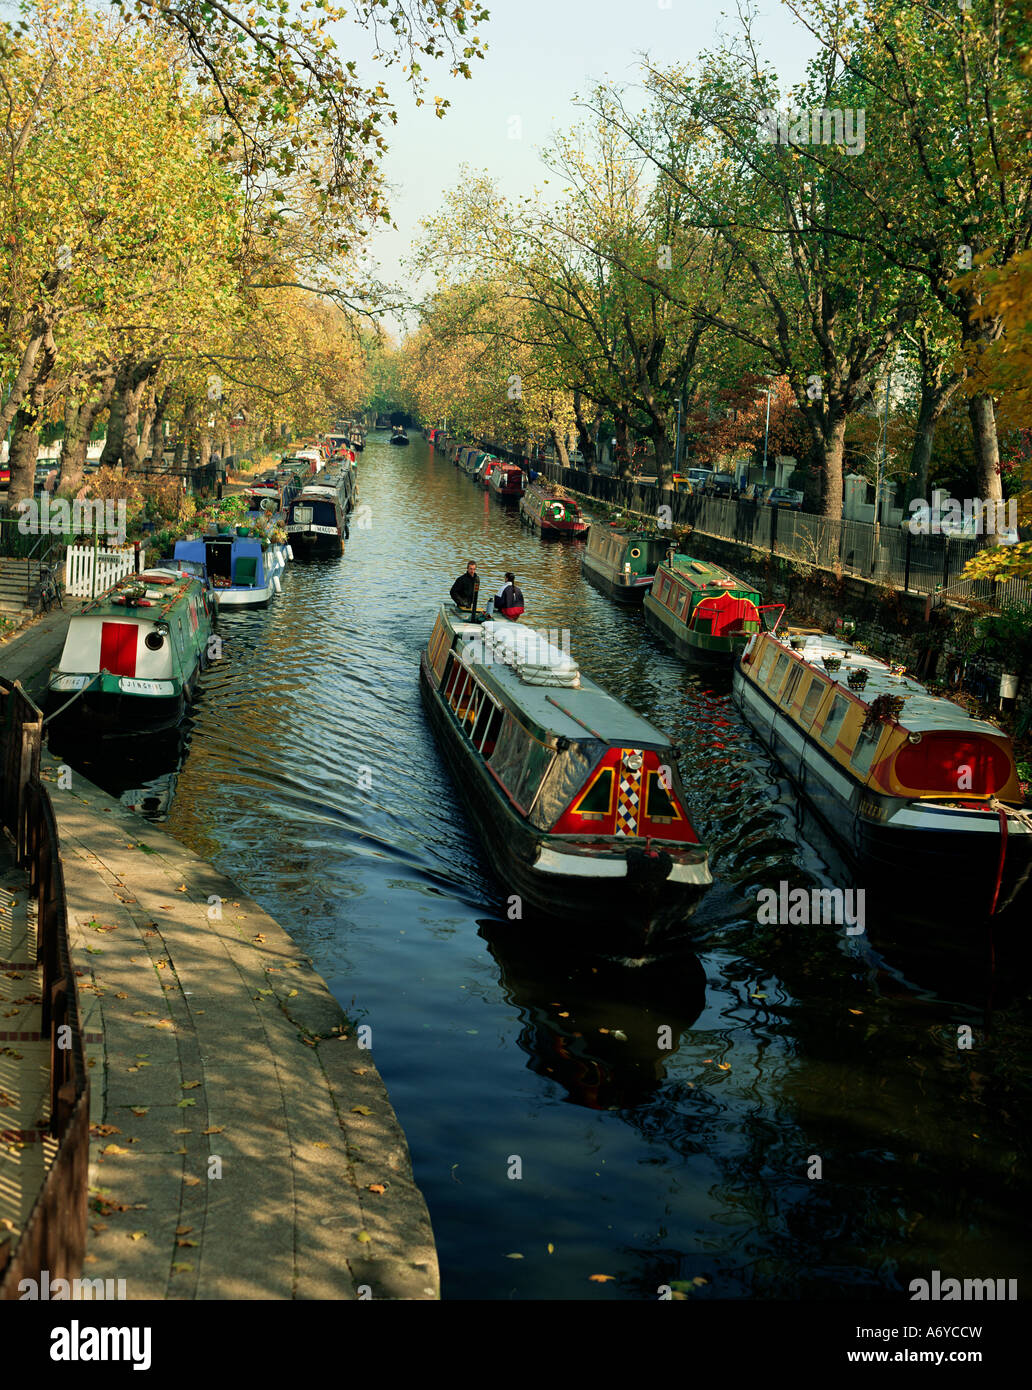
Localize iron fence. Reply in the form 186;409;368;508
0;679;88;1299
518;458;1022;609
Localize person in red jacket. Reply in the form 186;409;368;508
493;572;524;620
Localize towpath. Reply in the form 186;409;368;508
44;756;439;1300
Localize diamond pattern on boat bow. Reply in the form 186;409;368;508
615;750;644;836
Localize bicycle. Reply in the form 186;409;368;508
39;564;64;613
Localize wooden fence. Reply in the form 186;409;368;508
64;542;145;598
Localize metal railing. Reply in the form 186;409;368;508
524;460;1023;608
0;679;88;1299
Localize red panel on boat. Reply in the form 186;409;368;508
691;592;760;636
893;734;1011;796
100;621;138;677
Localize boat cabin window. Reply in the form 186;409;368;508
475;702;504;757
756;644;777;684
798;676;825;728
769;653;790;695
489;713;556;813
781;663;804;707
571;767;615;819
644;769;681;822
851;721;883;778
820;693;850;747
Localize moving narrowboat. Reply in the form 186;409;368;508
391;427;410;446
46;568;215;736
643;554;779;661
519;482;589;538
420;605;713;955
173;536;277;607
486;461;526;500
733;629;1032;919
581;525;668;603
285;465;356;557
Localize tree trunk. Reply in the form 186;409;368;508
648;421;674;487
99;360;158;470
820;414;847;520
614;416;632;480
547;427;569;468
173;400;198;470
57;371;115;496
7;403;43;516
573;391;596;469
969;393;1002;500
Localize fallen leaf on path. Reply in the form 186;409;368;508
356;1230;371;1244
367;1183;386;1194
351;1106;373;1115
589;1274;614;1282
130;1231;146;1241
181;1081;201;1089
201;1126;223;1135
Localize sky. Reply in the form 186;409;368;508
349;0;821;331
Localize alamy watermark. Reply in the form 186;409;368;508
460;626;573;669
909;1271;1017;1301
907;495;1018;537
19;1270;127;1299
757;881;865;934
757;107;865;156
16;495;127;541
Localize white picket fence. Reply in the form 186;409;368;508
64;543;146;598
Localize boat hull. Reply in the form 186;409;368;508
419;657;708;956
732;663;1032;921
643;594;747;663
581;558;653;603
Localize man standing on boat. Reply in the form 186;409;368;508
450;560;479;611
493;572;524;621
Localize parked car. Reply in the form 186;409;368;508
685;468;713;488
706;472;737;497
670;473;694;494
766;487;804;510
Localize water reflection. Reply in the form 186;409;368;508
50;431;1032;1300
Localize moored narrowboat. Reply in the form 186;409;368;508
643;554;780;661
174;536;276;607
420;605;712;955
486;461;526;500
733;629;1032;920
519;482;589;538
581;525;667;603
285;465;356;557
46;568;215;736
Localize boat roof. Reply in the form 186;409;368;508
663;554;759;595
79;567;203;619
767;630;1007;738
439;605;672;748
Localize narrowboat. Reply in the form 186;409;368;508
285;465;355;557
519;482;589;538
391;427;410;446
420;605;713;955
643;554;779;661
173;536;277;607
581;525;668;603
486;461;526;500
46;568;215;736
733;629;1032;919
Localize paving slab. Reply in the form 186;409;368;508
44;754;439;1300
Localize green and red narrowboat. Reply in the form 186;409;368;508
420;605;712;955
581;525;667;603
643;553;781;662
519;482;589;538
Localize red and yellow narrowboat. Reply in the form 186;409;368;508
420;605;712;955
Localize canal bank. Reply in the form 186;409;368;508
43;753;438;1300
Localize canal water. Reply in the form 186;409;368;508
67;434;1031;1300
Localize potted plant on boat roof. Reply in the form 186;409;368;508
847;666;869;691
863;692;906;730
822;654;842;672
